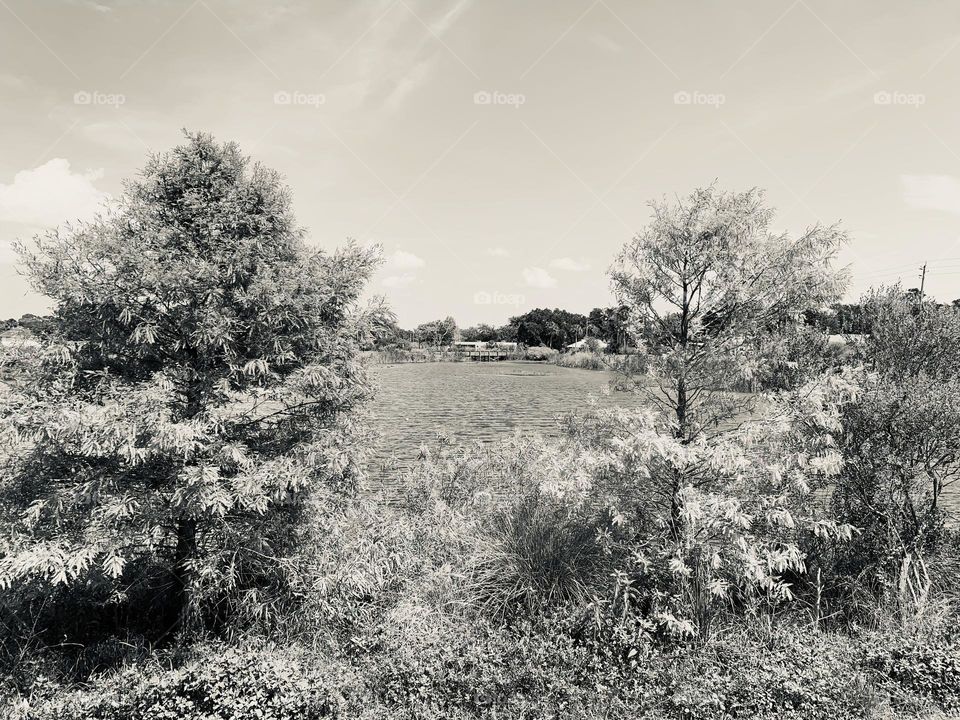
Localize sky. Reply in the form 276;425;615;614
1;0;960;327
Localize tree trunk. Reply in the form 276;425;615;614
171;517;198;635
670;376;688;538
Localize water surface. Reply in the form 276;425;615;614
366;361;644;484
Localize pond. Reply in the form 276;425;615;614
365;360;960;513
365;360;645;486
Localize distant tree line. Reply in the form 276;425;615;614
803;292;960;335
0;313;55;335
368;306;635;352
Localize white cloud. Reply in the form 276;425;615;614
382;273;417;288
901;174;960;214
522;266;557;288
0;158;108;227
486;246;510;258
389;249;425;269
549;256;591;272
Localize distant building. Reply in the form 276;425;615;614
452;341;484;350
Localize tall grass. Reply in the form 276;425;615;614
466;491;611;617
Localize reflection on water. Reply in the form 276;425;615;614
365;360;646;485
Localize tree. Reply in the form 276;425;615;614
460;324;499;343
0;132;379;637
832;287;960;594
415;316;457;347
588;306;632;351
508;308;588;350
611;186;847;529
560;371;857;636
860;285;960;380
496;323;518;343
836;374;960;570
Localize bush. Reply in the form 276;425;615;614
555;350;607;370
9;645;366;720
868;640;960;713
366;612;653;719
466;490;613;617
523;346;558;361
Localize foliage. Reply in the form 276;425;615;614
868;639;960;713
611;185;847;443
804;302;872;335
559;371;859;635
508;307;588;350
588;305;632;351
824;287;960;621
459;324;500;343
523;345;557;361
0;132;378;644
466;489;614;618
835;374;960;564
554;350;609;370
660;626;880;720
8;644;366;720
860;286;960;380
414;317;457;347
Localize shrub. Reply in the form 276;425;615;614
523;345;558;361
868;640;960;713
466;490;613;617
555;350;607;370
366;612;653;719
9;645;367;720
657;627;880;720
832;373;960;594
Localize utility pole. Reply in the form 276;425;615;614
919;262;927;303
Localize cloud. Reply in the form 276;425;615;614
382;273;417;288
486;246;510;258
522;267;557;289
901;174;960;214
0;158;108;227
381;248;424;289
389;249;425;269
549;256;591;272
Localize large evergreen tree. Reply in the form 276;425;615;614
0;132;378;635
